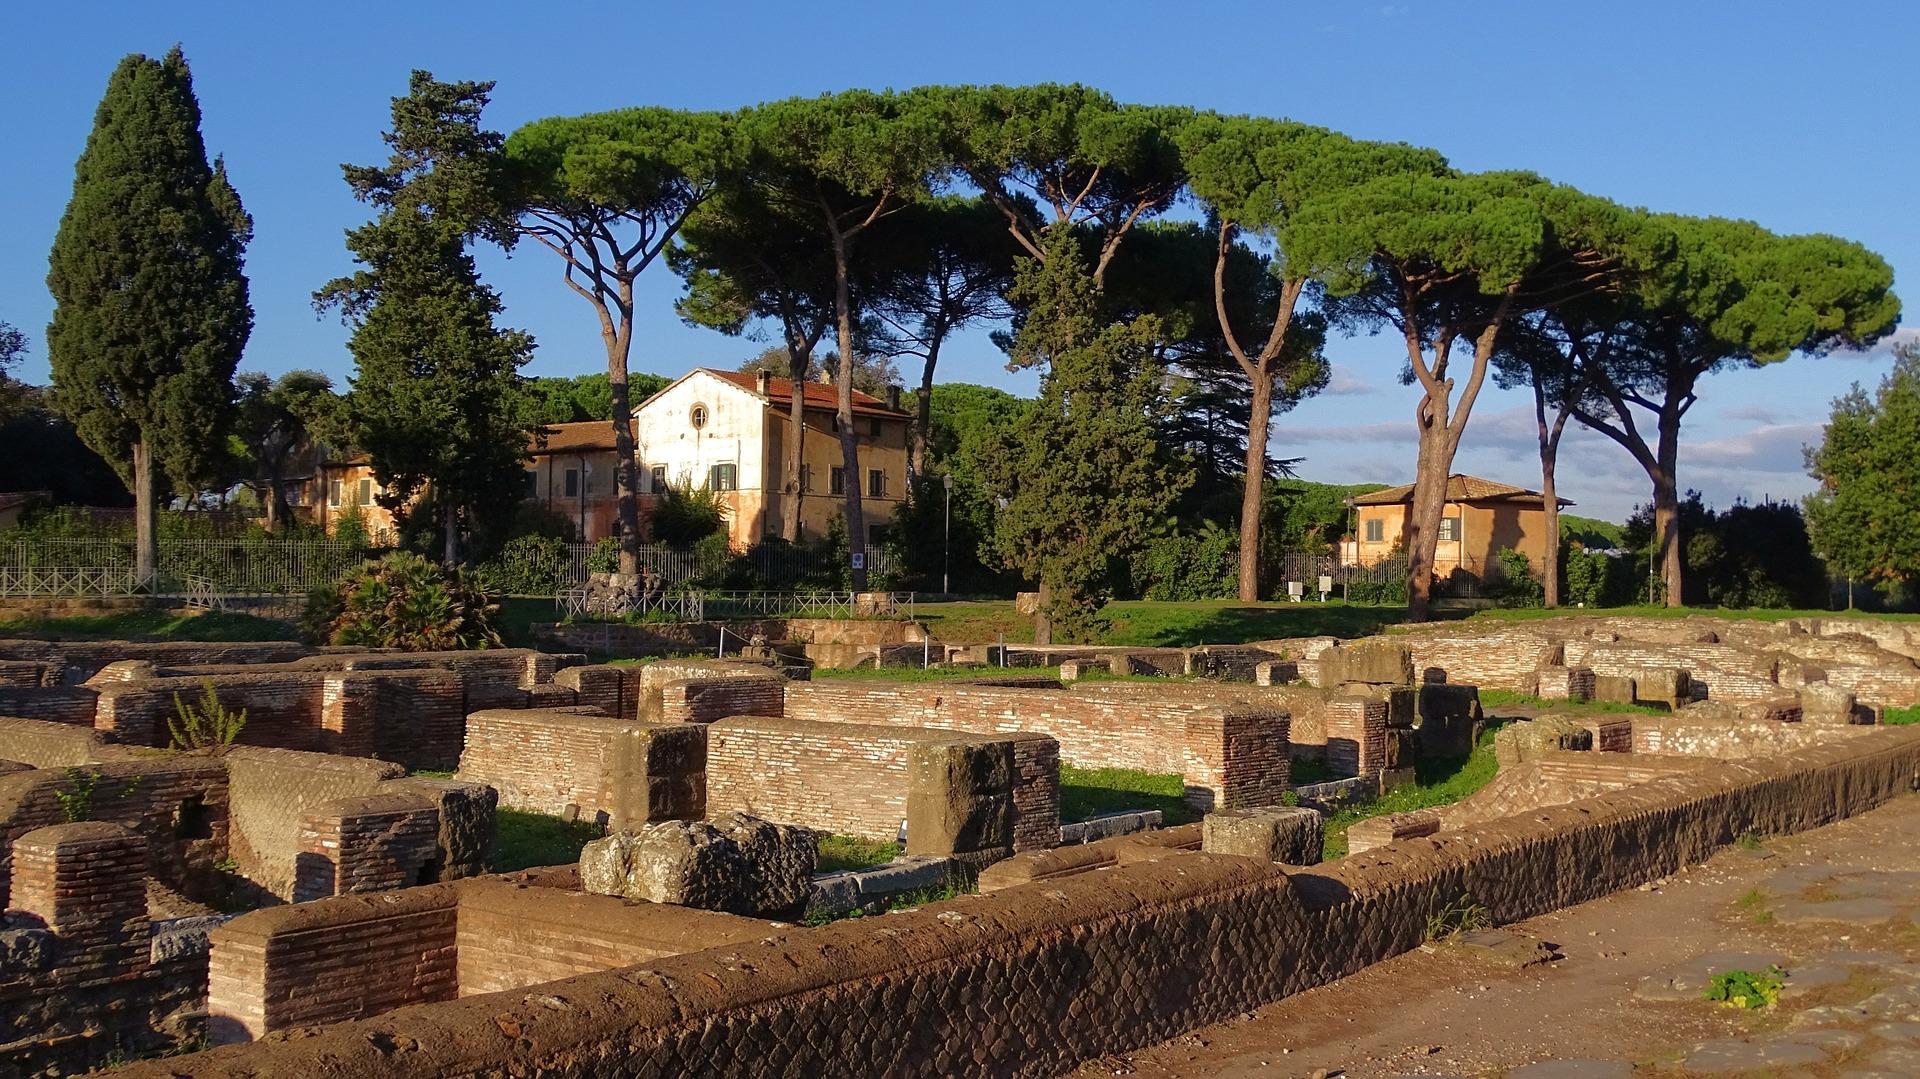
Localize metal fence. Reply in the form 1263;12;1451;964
0;537;369;597
556;588;916;623
497;542;900;595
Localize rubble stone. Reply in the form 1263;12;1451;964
579;812;817;915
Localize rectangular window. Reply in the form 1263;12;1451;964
868;417;882;439
830;466;846;495
799;464;812;492
328;479;342;508
356;478;372;506
867;468;886;497
523;471;538;498
649;465;667;493
1364;518;1383;543
709;463;737;492
1439;516;1460;542
564;469;580;497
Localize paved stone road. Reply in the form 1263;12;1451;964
1110;792;1920;1078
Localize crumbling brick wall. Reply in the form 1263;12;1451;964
705;715;1059;853
782;681;1289;811
1402;629;1561;691
224;748;404;901
1630;714;1877;757
0;755;229;903
0;684;101;725
0;715;129;768
1323;696;1387;778
204;882;459;1044
453;878;775;997
552;663;638;719
457;708;705;829
292;792;442;902
657;674;786;725
115;727;1920;1079
0;639;311;685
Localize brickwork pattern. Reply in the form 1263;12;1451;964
0;685;100;725
204;884;458;1044
1630;715;1875;758
0;756;229;904
1403;630;1562;691
111;727;1920;1079
705;715;1059;853
293;794;441;902
658;675;786;725
784;681;1289;810
457;709;705;828
1323;697;1387;778
1535;666;1595;702
225;748;404;901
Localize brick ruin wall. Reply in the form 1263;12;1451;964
119;727;1920;1079
1630;714;1881;758
456;708;706;829
0;639;311;685
704;715;1060;854
452;878;774;998
224;748;405;901
1402;629;1562;691
656;673;787;725
781;681;1288;810
2;822;212;1075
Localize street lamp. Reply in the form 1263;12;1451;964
942;472;954;596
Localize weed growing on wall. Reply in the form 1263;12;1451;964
1422;891;1492;941
168;680;248;753
52;769;142;822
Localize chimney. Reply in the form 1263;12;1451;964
886;385;901;411
755;369;771;395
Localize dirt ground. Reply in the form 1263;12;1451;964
1107;791;1920;1079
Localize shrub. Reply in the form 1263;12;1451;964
1129;523;1238;601
648;482;728;545
331;503;370;549
1345;574;1408;605
1494;547;1543;607
309;551;501;650
585;536;620;574
168;680;247;753
472;534;571;596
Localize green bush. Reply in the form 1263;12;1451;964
648;482;728;545
1130;523;1238;601
308;551;501;650
585;537;619;574
1494;547;1543;607
1561;545;1635;608
472;534;571;596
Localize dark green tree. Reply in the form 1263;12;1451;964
864;195;1019;473
672;183;837;542
1806;341;1920;596
230;370;334;532
45;47;252;582
738;90;942;589
504;107;737;574
1565;217;1899;606
977;232;1190;641
524;371;668;425
316;72;533;565
0;321;29;424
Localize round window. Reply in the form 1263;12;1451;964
690;403;708;430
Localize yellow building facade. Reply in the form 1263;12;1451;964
1341;474;1569;580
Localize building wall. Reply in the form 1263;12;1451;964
1348;499;1554;577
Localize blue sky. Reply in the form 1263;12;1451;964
5;1;1916;521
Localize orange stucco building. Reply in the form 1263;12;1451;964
1340;474;1570;580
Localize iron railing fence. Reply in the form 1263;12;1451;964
506;542;901;595
0;538;370;597
555;588;915;623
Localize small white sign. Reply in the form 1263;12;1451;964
850;552;866;569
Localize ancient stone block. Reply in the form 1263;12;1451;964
1627;666;1691;710
1253;659;1299;686
1799;681;1859;724
579;812;817;915
1593;674;1638;705
1535;666;1595;703
1495;716;1593;767
391;776;498;880
1202;806;1324;866
906;740;1014;856
1318;640;1413;687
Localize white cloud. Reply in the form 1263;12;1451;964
1321;363;1377;396
1835;325;1917;361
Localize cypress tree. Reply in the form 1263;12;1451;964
46;46;252;583
316;72;533;564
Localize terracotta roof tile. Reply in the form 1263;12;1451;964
705;369;907;417
1348;473;1572;507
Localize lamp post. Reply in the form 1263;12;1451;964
942;472;954;596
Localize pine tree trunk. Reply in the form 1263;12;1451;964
912;344;939;480
1237;374;1274;602
132;440;157;588
1540;453;1561;608
1405;429;1447;622
781;350;809;544
830;233;868;593
609;365;642;575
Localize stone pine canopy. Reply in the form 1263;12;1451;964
1345;473;1574;508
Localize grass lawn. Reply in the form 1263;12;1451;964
1476;688;1663;718
1059;763;1199;825
817;833;901;872
1320;727;1504;860
1885;705;1920;726
915;599;1434;649
0;607;298;642
492;807;604;872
